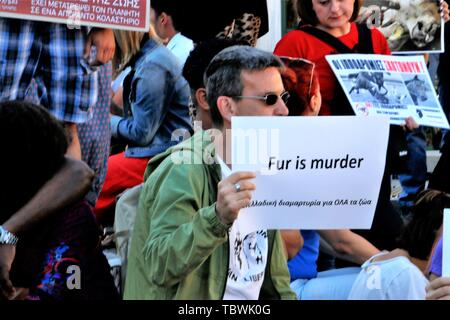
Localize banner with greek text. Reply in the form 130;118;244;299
326;54;449;129
0;0;149;31
231;116;389;234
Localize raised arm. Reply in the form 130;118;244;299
0;157;93;299
3;156;93;234
84;28;116;66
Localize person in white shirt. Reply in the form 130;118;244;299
348;189;450;300
150;0;194;66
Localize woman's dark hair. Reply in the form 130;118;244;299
397;189;450;260
183;38;245;92
0;101;68;222
296;0;362;26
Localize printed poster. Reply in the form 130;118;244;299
326;53;449;129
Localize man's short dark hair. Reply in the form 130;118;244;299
204;46;284;128
0;101;68;221
151;0;181;30
296;0;362;26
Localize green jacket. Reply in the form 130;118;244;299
124;130;296;300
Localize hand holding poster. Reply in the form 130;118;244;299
231;116;389;235
0;0;149;31
357;0;444;53
326;54;450;129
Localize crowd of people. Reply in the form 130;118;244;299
1;0;450;300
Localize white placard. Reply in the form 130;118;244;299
231;116;389;234
443;209;450;277
326;54;449;129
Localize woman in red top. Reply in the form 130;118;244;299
274;0;408;259
274;0;390;115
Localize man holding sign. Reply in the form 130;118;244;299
124;46;295;300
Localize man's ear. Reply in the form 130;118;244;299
195;88;210;112
216;96;236;123
309;90;322;116
159;12;169;25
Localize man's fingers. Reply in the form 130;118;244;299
426;277;450;300
230;198;253;212
218;172;256;193
0;271;15;299
227;171;257;184
83;38;92;60
426;286;450;300
427;277;450;290
220;180;256;194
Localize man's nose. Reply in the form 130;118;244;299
275;100;289;116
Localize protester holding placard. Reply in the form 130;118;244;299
274;0;391;116
124;46;295;300
273;0;412;257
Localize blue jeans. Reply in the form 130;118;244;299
398;128;427;208
290;267;361;300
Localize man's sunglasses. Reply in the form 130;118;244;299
231;91;290;106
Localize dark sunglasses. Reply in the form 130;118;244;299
232;91;290;106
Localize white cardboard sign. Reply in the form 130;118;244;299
231;116;389;234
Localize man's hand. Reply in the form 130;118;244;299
426;276;450;300
84;28;115;66
215;171;256;226
441;0;450;23
0;245;16;300
402;116;419;132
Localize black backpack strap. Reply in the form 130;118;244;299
299;25;353;53
355;23;374;54
298;24;374;54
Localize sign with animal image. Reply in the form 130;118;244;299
357;0;444;53
0;0;150;31
326;54;449;129
231;116;389;235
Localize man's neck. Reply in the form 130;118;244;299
164;30;178;46
212;126;231;169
